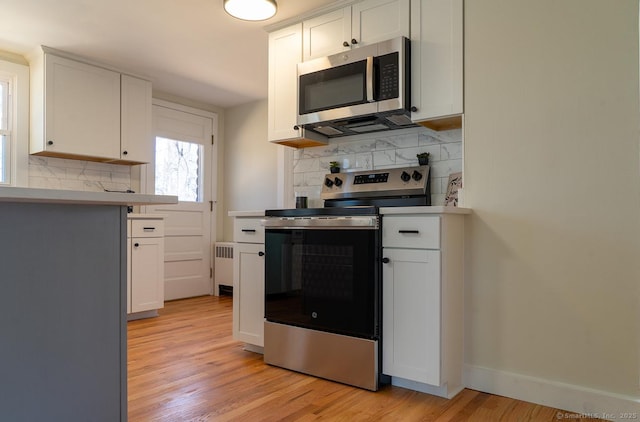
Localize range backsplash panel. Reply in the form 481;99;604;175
293;127;462;207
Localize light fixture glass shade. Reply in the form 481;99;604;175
224;0;277;21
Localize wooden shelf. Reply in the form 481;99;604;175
417;115;463;131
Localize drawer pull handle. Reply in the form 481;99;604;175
143;227;156;231
258;251;265;257
134;243;140;247
382;257;390;264
241;229;256;233
398;230;420;234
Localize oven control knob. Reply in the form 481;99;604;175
412;170;423;181
400;171;411;182
324;177;334;187
334;177;343;187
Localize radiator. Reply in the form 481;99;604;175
214;242;234;296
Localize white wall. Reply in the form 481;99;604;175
223;99;279;239
464;0;640;412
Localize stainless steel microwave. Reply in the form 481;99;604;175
297;36;414;138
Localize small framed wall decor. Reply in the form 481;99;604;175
444;172;462;206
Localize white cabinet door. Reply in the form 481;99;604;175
130;237;165;313
410;0;463;121
233;242;265;347
42;54;121;159
303;0;410;62
302;8;351;61
268;24;303;142
267;24;329;147
382;248;441;386
121;75;152;164
352;0;410;47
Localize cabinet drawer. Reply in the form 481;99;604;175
383;215;440;249
233;218;265;243
130;219;164;238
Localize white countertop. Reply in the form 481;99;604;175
0;187;178;206
127;213;167;219
228;210;265;217
380;206;472;215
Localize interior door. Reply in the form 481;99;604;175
145;102;217;300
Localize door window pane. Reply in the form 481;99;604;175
154;136;202;202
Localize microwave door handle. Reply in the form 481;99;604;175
366;56;374;102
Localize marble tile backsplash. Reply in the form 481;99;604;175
293;126;462;207
29;156;133;192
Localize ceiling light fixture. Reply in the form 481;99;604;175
223;0;277;21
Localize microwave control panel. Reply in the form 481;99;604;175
376;52;399;101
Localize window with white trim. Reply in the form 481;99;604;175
0;75;10;185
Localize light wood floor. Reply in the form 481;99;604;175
127;295;597;421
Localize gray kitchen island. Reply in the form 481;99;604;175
0;187;177;422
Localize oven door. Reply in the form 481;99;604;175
264;218;380;339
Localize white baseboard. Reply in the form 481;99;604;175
243;343;264;354
126;309;159;321
391;377;464;399
464;364;640;421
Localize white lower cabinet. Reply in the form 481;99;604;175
233;242;265;347
383;248;441;385
382;212;465;398
232;217;265;350
128;216;165;317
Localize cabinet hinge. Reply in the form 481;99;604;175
209;200;213;211
210;267;213;278
211;135;215;145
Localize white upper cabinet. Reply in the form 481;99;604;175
351;0;410;47
267;0;463;145
121;75;153;164
32;53;121;160
30;49;153;163
303;8;351;60
410;0;463;124
268;24;302;143
268;24;328;147
303;0;410;61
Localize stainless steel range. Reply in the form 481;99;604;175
262;165;430;391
